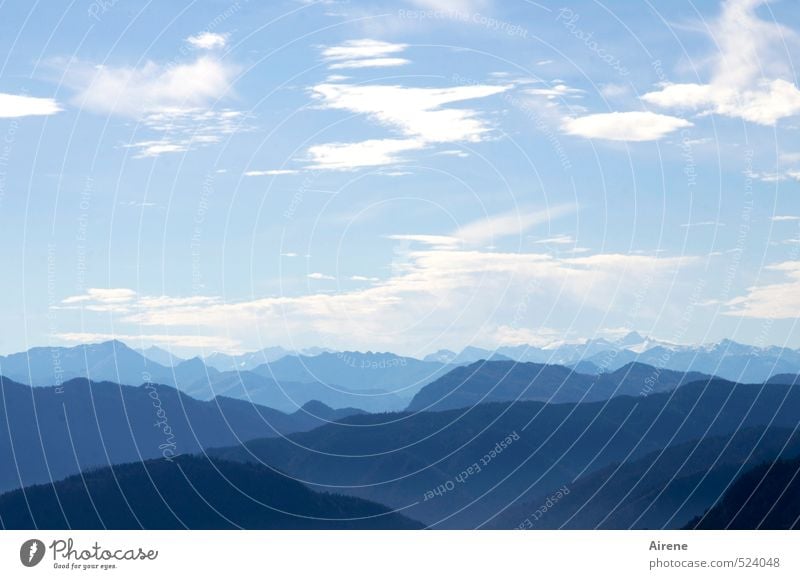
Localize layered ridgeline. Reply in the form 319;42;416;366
684;455;800;530
0;456;421;530
3;336;800;414
406;361;712;411
2;365;799;528
211;379;800;528
0;376;361;494
0;341;451;412
488;426;800;529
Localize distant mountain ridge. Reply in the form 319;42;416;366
212;378;800;528
4;336;800;414
489;426;800;529
684;455;800;530
0;375;361;494
494;333;800;383
407;360;713;411
0;455;422;530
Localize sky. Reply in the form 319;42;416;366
0;0;799;357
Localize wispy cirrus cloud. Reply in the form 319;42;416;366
57;46;243;157
321;39;410;70
61;287;138;308
387;204;576;249
0;93;61;118
306;81;510;169
525;84;585;100
244;169;301;176
307;138;426;170
747;169;800;183
60;247;693;354
453;204;576;246
642;0;800;125
562;111;692;141
534;234;576;245
725;262;800;319
186;32;228;50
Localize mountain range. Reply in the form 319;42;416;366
211;377;800;528
0;375;361;494
4;336;800;415
2;349;799;529
488;426;800;529
684;455;800;530
406;360;712;411
0;455;421;529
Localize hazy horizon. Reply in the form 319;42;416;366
1;0;799;355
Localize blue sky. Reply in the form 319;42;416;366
0;0;799;356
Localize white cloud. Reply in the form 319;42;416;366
60;55;241;157
63;247;693;354
186;32;229;50
642;0;800;125
351;275;380;281
329;57;410;70
562;111;692;141
725;262;800;319
66;56;236;117
61;288;137;308
308;138;424;170
680;220;724;228
525;84;584;100
307;82;510;169
772;215;800;222
244;169;300;176
454;204;576;246
322;39;409;69
312;82;510;142
386;234;461;248
643;80;800;126
534;234;575;245
322;39;407;61
125;141;188;157
308;272;336;280
387;205;575;250
435;149;469;158
0;93;62;118
749;169;800;183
